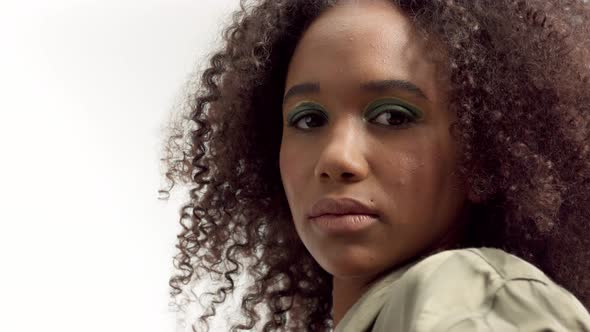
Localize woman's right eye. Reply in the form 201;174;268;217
289;111;328;130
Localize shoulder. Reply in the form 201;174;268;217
404;247;552;285
372;247;590;332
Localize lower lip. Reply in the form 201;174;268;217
309;214;379;234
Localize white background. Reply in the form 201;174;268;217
0;0;241;331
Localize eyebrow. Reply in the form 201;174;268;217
282;79;429;105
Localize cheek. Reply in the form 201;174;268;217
378;143;452;216
384;151;425;187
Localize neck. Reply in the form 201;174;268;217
331;275;373;327
331;262;401;327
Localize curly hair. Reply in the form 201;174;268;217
159;0;590;330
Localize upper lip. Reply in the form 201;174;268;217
308;197;380;219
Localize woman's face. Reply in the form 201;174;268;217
279;0;469;279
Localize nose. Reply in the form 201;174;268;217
314;118;369;182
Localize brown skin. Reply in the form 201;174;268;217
279;0;473;325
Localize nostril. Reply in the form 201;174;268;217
341;172;355;179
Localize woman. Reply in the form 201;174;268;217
161;0;590;331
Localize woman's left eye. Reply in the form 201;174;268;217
368;107;416;127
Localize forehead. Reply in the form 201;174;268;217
301;0;414;49
285;1;443;102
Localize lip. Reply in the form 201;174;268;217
309;214;380;235
308;197;380;219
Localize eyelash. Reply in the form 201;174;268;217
287;106;417;130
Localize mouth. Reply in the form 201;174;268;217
308;213;380;234
307;197;380;219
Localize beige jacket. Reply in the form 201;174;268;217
334;247;590;332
